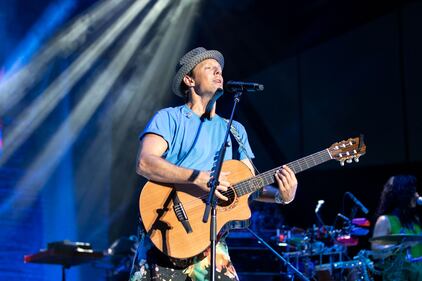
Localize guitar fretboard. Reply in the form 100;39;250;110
234;149;332;197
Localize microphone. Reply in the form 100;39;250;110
225;81;264;92
345;192;369;214
417;197;422;206
315;200;325;213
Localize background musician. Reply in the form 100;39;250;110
372;175;422;281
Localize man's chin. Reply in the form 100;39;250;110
212;86;224;94
203;89;220;96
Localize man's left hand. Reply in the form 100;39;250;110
275;165;297;203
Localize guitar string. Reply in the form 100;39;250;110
171;151;334;211
177;151;333;209
235;151;331;196
228;150;332;197
166;145;358;214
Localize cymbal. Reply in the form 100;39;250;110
370;234;422;245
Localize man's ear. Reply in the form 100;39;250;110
183;75;195;87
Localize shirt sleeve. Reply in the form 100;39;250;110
139;110;175;154
232;121;255;160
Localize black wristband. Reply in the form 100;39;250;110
188;169;200;182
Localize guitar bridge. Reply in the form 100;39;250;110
172;194;193;234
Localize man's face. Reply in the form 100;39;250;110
190;59;223;96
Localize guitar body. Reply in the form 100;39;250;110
139;160;254;259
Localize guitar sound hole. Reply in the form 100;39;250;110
217;186;236;207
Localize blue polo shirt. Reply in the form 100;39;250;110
140;104;254;171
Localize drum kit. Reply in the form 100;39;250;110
272;223;369;281
271;225;422;281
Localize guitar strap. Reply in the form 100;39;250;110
226;120;264;203
226;120;259;174
228;130;240;161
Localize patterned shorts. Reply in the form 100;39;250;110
129;230;239;281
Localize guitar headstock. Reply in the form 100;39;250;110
329;135;366;166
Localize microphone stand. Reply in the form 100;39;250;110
202;89;243;281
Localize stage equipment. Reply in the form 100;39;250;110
228;219;379;281
334;213;370;247
315;250;375;281
24;240;104;281
279;209;371;280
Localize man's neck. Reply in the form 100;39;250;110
186;94;216;117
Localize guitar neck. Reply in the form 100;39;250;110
234;149;332;197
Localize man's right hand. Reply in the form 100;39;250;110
194;171;231;201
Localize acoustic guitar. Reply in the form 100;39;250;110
139;136;366;259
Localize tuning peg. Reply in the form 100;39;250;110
346;159;353;164
340;161;345;166
354;157;359;163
